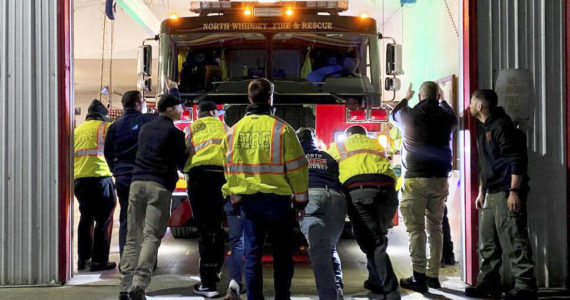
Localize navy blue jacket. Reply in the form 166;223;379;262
477;107;528;193
131;115;187;192
104;109;158;177
301;139;342;191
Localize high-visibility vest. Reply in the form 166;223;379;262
221;114;309;203
183;116;228;172
328;134;395;183
74;120;112;179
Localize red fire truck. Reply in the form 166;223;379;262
138;0;393;239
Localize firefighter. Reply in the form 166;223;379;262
119;94;187;300
183;101;227;298
104;90;158;258
73;99;117;272
389;82;457;293
466;89;537;299
329;125;400;300
221;78;309;300
297;127;347;300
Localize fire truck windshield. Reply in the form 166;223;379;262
159;31;380;105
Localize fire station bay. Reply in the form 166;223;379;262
1;0;569;299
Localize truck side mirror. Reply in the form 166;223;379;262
385;43;402;75
137;45;152;76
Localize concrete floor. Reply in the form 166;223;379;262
1;204;473;300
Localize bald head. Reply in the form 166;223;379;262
419;81;438;100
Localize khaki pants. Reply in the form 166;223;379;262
477;191;536;290
400;177;448;277
119;181;172;292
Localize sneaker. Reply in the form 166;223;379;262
465;283;502;298
399;272;428;294
224;280;240;300
119;292;130;300
505;288;537;300
129;286;146;300
90;261;116;271
426;276;441;289
194;283;221;298
363;279;384;294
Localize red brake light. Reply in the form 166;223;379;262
348;109;366;121
370;108;388;121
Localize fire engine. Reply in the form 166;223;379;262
137;0;394;239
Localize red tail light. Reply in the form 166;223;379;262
370;108;388;121
348;109;366;121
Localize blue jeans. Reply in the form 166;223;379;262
224;200;244;283
300;188;347;300
240;194;294;300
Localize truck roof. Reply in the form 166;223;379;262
160;14;378;35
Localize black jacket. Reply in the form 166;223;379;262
390;98;457;178
104;109;158;177
131;115;188;192
477;107;528;193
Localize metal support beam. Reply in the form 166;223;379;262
116;0;161;36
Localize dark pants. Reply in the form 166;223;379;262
442;206;454;260
240;194;294;300
187;167;226;287
115;174;132;257
225;200;244;283
477;191;536;291
347;186;399;293
74;177;116;264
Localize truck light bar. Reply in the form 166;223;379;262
190;0;348;16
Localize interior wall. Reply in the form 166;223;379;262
477;0;567;288
378;0;460;106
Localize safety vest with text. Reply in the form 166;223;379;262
74;120;112;179
328;134;395;183
183;116;228;172
221;114;309;203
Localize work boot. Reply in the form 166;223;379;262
129;286;146;300
363;279;384;294
77;259;91;271
118;292;130;300
384;290;401;300
224;280;240;300
505;288;537;300
194;283;220;298
426;276;441;289
90;261;116;271
399;271;428;293
465;282;502;298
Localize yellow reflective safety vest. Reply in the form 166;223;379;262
221;114;309;203
183;116;228;172
328;134;395;183
74;120;112;179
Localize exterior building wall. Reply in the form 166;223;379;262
477;0;567;287
0;0;65;285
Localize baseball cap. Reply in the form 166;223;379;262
198;101;225;115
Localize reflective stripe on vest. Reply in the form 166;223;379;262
294;192;309;202
335;140;385;162
74;122;106;157
226;118;287;174
191;138;223;155
285;155;307;171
